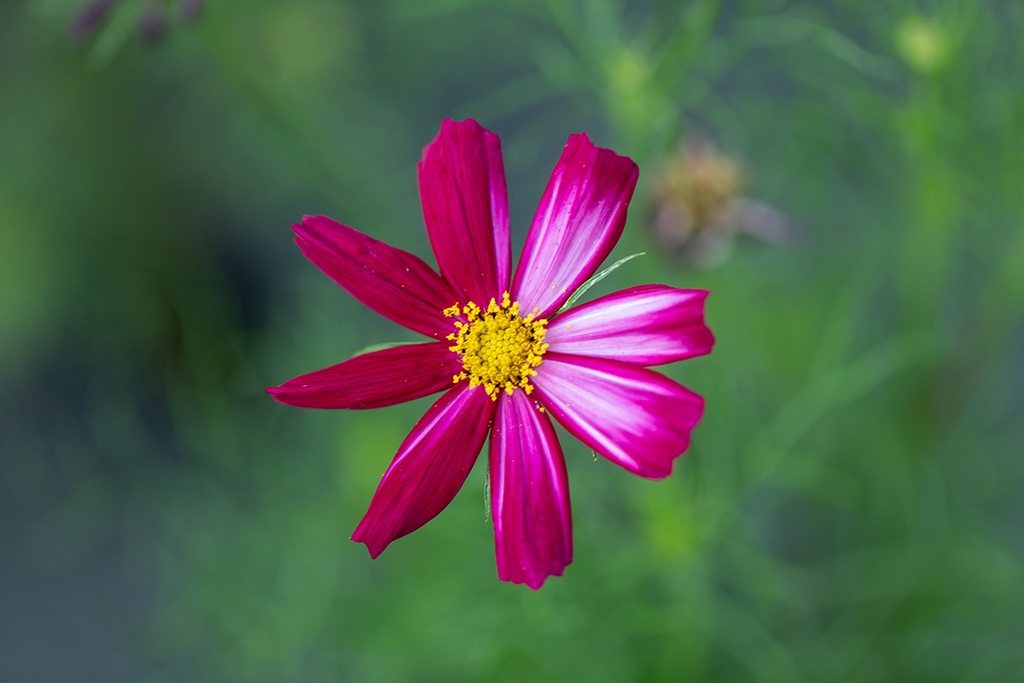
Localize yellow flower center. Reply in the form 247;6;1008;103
444;292;549;399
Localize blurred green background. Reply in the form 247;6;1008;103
2;0;1023;680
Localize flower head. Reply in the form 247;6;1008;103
269;119;715;588
651;137;794;268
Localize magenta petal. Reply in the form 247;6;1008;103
267;342;461;410
489;391;572;589
294;215;458;339
511;133;639;318
545;285;714;366
532;353;703;479
351;384;496;558
419;118;511;304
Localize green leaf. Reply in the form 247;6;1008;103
556;252;645;314
484;467;491;523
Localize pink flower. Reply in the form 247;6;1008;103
268;119;714;588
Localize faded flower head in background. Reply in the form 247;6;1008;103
269;119;714;589
651;136;795;268
70;0;203;45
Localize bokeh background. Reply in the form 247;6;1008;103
2;0;1023;680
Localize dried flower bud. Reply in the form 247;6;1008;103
70;0;204;50
69;0;121;41
650;138;794;268
137;3;168;44
178;0;204;23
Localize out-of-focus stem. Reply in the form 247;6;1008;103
897;79;959;330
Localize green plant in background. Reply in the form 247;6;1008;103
2;0;1023;681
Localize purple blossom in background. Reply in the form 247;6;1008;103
178;0;203;22
69;0;204;44
138;1;167;45
69;0;120;40
651;137;795;268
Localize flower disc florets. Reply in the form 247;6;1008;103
444;292;549;399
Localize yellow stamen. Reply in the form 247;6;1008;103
444;291;549;399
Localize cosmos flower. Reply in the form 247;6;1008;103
269;119;714;588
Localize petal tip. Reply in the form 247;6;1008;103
266;385;294;406
351;530;387;559
566;131;639;173
423;117;488;160
499;564;567;590
294;214;334;234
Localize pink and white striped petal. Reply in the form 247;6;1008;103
511;133;639;318
545;285;714;366
294;215;458;340
419;118;511;305
532;353;703;479
267;342;461;410
489;391;573;589
352;384;496;558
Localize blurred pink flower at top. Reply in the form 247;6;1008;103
70;0;203;44
268;119;715;589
